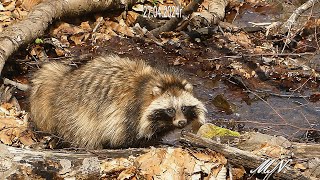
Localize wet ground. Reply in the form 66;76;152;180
100;37;320;143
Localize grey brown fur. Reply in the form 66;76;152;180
30;55;206;149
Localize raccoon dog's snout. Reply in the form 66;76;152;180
177;119;187;128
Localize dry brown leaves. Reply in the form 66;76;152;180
100;147;242;179
0;0;42;32
21;0;237;59
225;32;253;49
0;102;36;147
229;61;256;79
45;14;139;57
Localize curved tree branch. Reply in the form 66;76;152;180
0;0;138;75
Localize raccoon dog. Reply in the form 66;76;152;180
30;55;207;149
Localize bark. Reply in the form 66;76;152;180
188;0;228;30
0;143;149;179
291;142;320;158
0;0;138;75
207;0;229;24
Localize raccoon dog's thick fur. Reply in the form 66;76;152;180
30;55;207;149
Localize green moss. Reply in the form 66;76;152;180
197;123;240;139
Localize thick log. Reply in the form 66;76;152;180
0;0;138;75
1;132;318;179
0;143;149;179
292;142;320;158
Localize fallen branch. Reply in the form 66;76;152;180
180;132;309;180
0;0;138;75
0;143;149;179
3;78;30;91
280;0;319;34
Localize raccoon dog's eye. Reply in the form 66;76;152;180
165;108;175;117
181;106;197;119
181;106;186;113
181;106;194;113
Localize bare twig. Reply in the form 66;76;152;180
244;89;309;98
314;19;320;50
92;17;104;33
133;24;163;46
235;120;319;133
3;78;30;91
204;52;315;61
289;70;315;92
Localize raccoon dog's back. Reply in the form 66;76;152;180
30;55;206;149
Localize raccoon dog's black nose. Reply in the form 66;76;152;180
178;120;187;128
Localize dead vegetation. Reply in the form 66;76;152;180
0;0;319;179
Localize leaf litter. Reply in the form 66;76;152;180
0;0;320;179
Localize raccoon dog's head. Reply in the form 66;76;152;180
139;75;207;139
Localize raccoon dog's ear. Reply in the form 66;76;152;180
182;80;193;92
152;86;162;96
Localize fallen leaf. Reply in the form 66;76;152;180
104;21;134;37
52;22;84;37
70;33;86;45
2;0;12;6
1;103;13;110
309;93;320;102
18;130;36;146
214;166;227;180
60;35;70;47
135;147;226;179
211;94;237;114
117;166;137;180
80;21;92;32
225;32;252;48
0;11;12;21
126;11;139;26
132;4;144;12
232;166;246;179
229;62;254;79
101;158;133;174
0;2;5;10
4;1;15;11
54;48;66;56
93;33;112;42
294;163;307;170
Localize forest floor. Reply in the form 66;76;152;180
0;0;319;179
